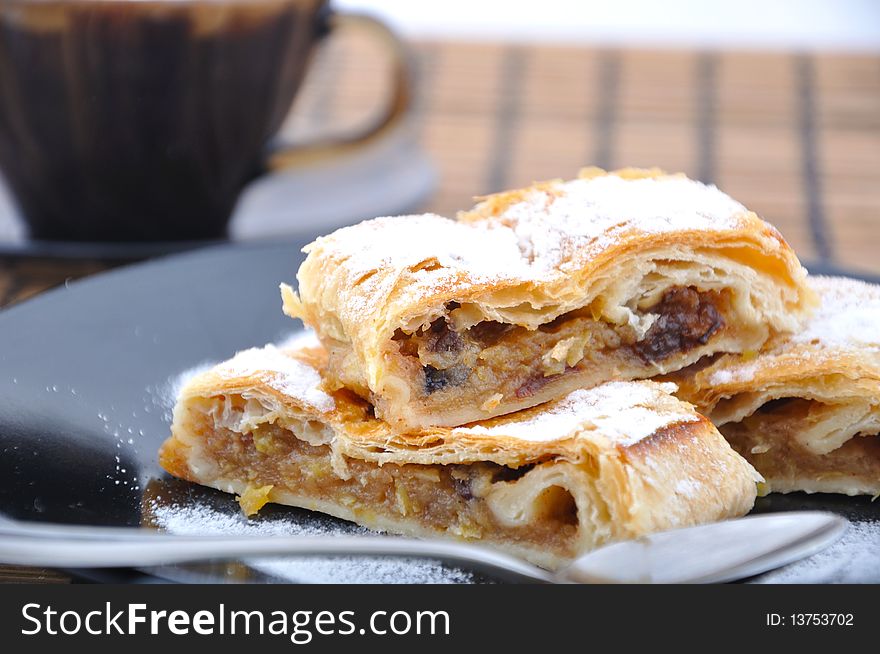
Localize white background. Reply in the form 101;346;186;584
335;0;880;50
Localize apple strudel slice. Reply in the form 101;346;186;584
282;168;813;431
675;276;880;496
159;340;760;570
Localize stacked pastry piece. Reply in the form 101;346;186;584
161;168;820;569
674;276;880;497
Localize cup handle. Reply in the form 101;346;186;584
264;11;413;171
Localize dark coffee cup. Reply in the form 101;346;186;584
0;0;411;242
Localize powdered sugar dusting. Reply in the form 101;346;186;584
498;175;747;271
705;277;880;386
323;214;534;279
674;478;703;498
214;345;335;413
311;214;541;318
754;518;880;583
149;500;474;584
708;362;759;386
791;276;880;350
309;174;752;319
454;382;698;446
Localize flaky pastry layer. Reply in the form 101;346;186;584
283;168;813;430
675;276;880;495
159;342;759;570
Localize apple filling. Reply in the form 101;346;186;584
393;286;727;402
180;397;583;557
721;397;880;493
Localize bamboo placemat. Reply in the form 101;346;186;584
1;38;878;582
290;37;880;272
3;39;880;306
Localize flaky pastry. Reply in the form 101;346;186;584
159;339;760;570
675;276;880;496
282;168;813;430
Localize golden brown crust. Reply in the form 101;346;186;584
286;168;813;430
675;276;880;495
159;341;759;569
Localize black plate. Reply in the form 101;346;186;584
0;244;877;583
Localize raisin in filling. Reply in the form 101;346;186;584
634;287;724;362
423;364;470;393
394;286;725;397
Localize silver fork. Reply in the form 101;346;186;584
0;511;846;583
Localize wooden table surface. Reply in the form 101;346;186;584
1;38;879;582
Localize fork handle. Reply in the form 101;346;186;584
0;521;553;583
